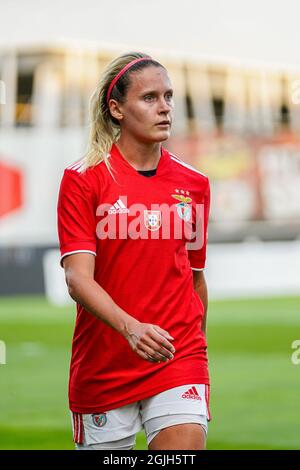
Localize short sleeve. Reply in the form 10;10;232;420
187;178;210;271
57;169;97;267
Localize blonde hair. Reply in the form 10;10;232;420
83;52;163;177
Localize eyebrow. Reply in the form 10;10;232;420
140;88;174;96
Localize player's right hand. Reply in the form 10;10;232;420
123;321;176;363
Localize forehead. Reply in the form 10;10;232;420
127;65;172;93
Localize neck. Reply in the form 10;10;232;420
116;135;162;171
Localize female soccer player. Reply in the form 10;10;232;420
57;52;211;450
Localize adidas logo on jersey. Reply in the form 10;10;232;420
108;198;129;214
181;386;202;401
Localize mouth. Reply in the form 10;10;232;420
156;121;170;127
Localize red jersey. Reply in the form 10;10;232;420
57;143;210;414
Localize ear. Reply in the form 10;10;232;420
108;99;124;122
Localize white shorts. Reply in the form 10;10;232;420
72;383;211;450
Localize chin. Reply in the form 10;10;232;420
153;130;170;142
140;130;170;144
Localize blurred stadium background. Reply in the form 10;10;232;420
0;0;299;450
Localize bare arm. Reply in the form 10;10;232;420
192;270;208;335
63;253;175;363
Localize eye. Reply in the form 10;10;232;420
165;92;173;101
144;94;155;102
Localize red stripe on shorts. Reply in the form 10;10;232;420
73;412;78;443
78;414;84;445
205;384;211;421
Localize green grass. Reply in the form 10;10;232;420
0;295;299;450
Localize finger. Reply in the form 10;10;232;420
153;325;174;341
146;353;160;363
136;348;160;363
137;341;169;362
139;336;174;360
150;329;176;354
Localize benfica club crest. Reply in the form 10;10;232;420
144;210;161;231
92;413;107;427
172;190;192;222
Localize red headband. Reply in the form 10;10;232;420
106;56;152;104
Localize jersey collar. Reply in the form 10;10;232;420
110;143;171;178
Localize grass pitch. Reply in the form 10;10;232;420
0;295;299;450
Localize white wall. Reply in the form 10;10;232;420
0;128;87;246
43;241;300;305
0;0;300;70
205;241;300;298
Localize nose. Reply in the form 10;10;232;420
158;96;172;114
